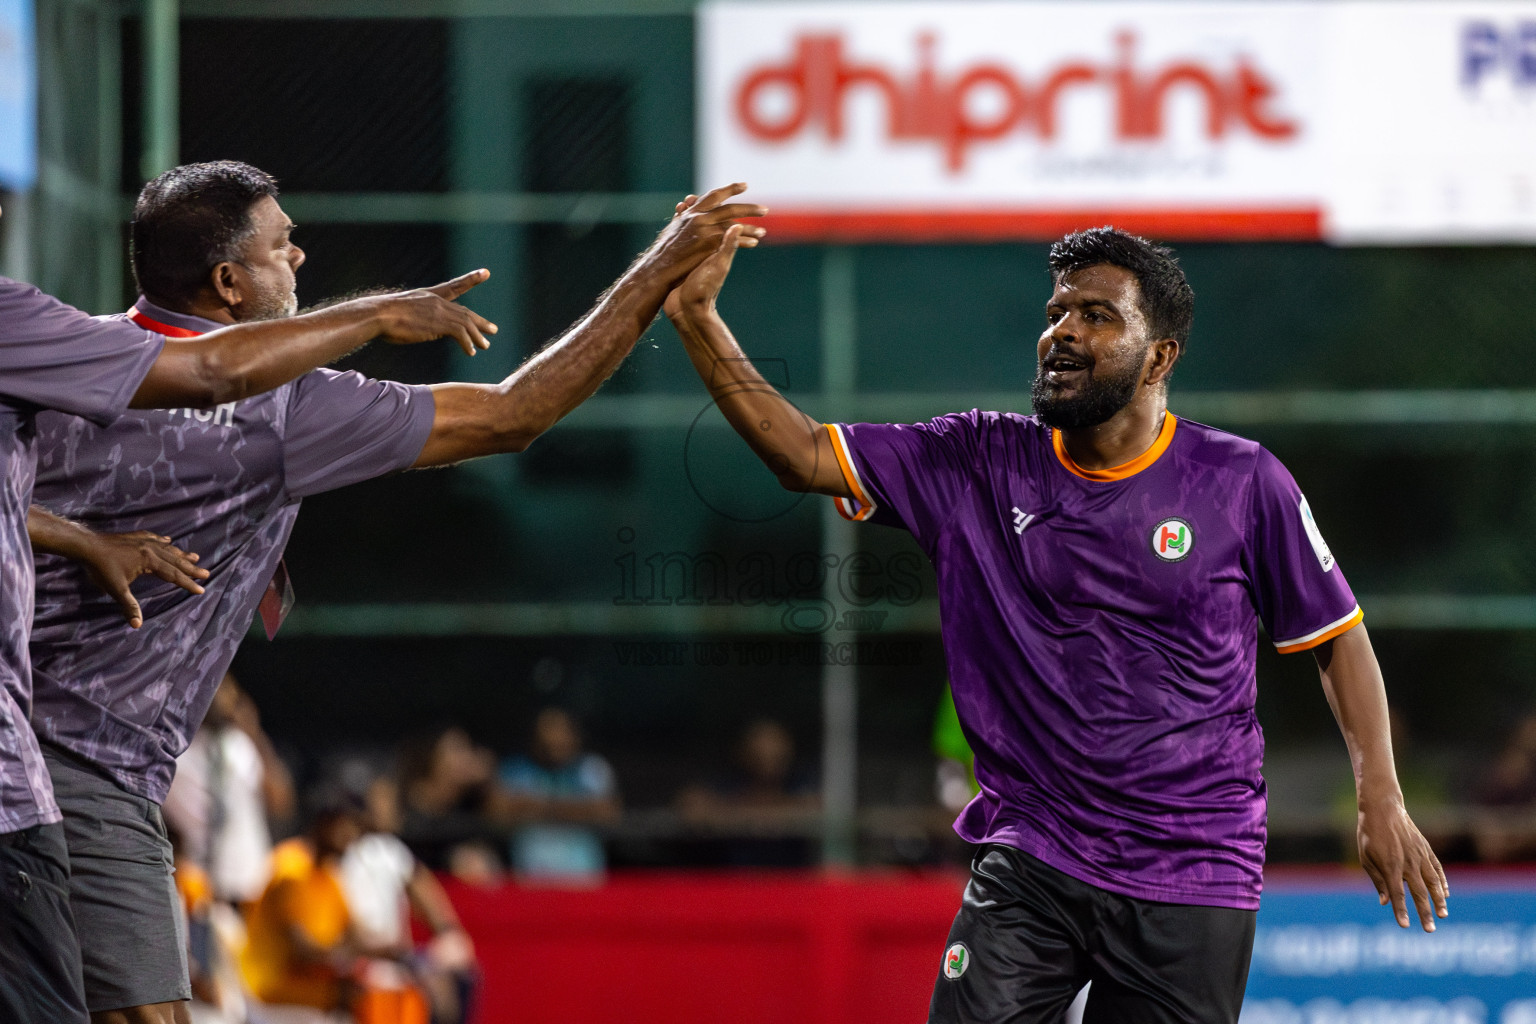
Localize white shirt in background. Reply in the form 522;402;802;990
165;727;273;903
340;832;416;949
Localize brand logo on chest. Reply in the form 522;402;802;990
1150;517;1194;562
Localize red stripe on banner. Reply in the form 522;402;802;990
747;207;1323;243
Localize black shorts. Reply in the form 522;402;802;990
929;844;1255;1024
0;822;89;1024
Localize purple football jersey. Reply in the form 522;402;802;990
828;411;1361;909
29;299;436;804
0;278;165;832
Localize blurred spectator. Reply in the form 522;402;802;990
172;824;247;1024
166;673;297;905
676;719;821;866
1473;713;1536;861
1479;713;1536;807
397;725;507;882
241;788;427;1024
342;774;479;1024
932;682;978;813
500;707;621;883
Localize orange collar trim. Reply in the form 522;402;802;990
1052;413;1178;482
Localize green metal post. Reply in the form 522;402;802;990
819;245;858;868
98;0;123;311
140;0;177;182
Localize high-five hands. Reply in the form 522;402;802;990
367;269;500;357
662;194;761;321
646;184;766;291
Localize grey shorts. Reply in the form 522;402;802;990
42;746;191;1012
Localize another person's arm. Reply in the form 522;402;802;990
1315;623;1449;932
412;185;768;467
131;270;497;409
26;505;209;628
227;692;297;827
663;222;850;497
404;862;469;941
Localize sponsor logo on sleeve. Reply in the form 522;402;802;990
1150;517;1194;562
943;942;971;980
1298;495;1335;572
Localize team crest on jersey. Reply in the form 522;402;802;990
1150;518;1194;562
942;942;970;980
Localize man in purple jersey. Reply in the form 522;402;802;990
25;161;764;1024
664;222;1447;1021
0;203;495;1024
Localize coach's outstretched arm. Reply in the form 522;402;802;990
412;185;768;466
662;223;851;498
1317;623;1449;932
131;270;496;409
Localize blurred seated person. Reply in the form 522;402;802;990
676;719;821;866
499;707;621;882
240;788;427;1024
933;681;979;813
397;725;509;882
172;825;246;1024
342;774;479;1024
1473;713;1536;861
166;673;298;905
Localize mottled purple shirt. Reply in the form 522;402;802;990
0;278;165;832
828;412;1361;909
30;299;435;804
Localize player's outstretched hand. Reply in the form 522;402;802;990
663;223;759;321
79;531;210;629
1358;798;1449;932
645;184;767;287
372;269;499;357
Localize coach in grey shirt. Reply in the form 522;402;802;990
0;197;496;1024
27;162;764;1024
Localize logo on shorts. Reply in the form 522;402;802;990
1151;517;1194;562
943;942;970;980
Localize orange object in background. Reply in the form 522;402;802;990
443;871;966;1024
354;979;429;1024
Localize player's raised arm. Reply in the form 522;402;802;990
1314;623;1449;931
412;184;768;467
664;223;851;499
130;270;497;410
27;506;209;629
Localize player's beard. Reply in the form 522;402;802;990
1030;350;1145;429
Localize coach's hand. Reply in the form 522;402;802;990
645;184;767;288
1358;795;1449;932
79;531;210;629
371;269;499;357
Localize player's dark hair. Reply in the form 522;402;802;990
1048;227;1194;347
130;160;279;307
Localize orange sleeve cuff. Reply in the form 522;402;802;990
1273;606;1364;654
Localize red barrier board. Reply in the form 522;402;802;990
444;871;967;1024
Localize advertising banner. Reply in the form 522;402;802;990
0;0;35;191
1245;878;1536;1021
699;1;1536;243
